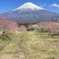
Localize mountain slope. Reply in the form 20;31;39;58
1;2;59;23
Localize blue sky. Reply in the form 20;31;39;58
0;0;59;14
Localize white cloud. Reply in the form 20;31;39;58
40;4;46;8
49;5;52;7
40;5;43;8
44;4;46;6
52;3;59;8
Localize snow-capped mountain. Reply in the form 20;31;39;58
1;2;59;23
12;2;44;11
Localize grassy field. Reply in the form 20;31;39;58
0;31;59;59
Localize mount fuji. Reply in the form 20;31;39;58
1;2;59;23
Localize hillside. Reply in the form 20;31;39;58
0;1;59;59
0;31;59;59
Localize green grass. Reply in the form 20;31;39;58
0;31;59;59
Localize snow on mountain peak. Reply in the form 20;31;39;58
12;2;44;11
